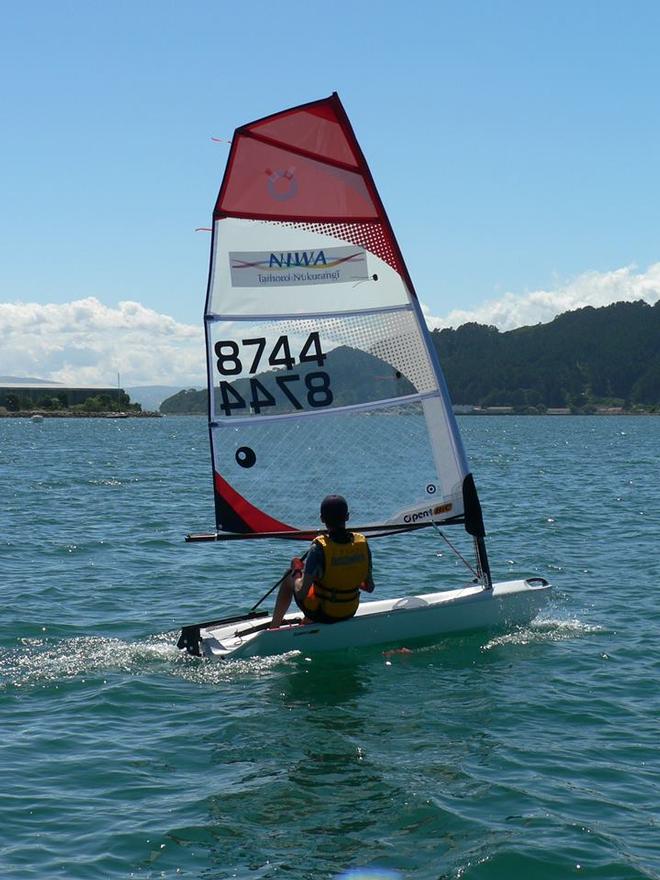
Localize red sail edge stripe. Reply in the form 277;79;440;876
213;470;297;534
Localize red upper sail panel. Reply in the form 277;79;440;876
249;102;360;168
215;94;384;223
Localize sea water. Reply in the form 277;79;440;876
1;415;658;880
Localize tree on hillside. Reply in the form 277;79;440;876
431;300;660;409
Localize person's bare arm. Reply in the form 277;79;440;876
360;546;375;592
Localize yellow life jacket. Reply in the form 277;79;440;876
308;532;369;620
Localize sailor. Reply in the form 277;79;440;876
269;495;374;628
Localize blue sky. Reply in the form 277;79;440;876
2;0;660;384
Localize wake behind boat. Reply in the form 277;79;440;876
179;93;551;659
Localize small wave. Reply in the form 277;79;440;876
334;871;402;880
173;649;300;685
482;616;608;650
0;633;180;690
0;631;298;690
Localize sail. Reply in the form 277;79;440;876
202;93;484;539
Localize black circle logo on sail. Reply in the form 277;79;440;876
426;483;437;495
236;447;256;468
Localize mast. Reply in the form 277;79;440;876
476;536;493;589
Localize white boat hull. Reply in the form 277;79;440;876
198;578;551;660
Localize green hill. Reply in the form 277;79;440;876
160;387;207;414
432;299;660;409
160;300;660;413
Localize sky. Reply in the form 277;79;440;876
2;0;660;386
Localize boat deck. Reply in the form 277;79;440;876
198;578;551;660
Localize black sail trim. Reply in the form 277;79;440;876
462;473;486;538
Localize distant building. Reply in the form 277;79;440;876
0;381;124;408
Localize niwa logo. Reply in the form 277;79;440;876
230;250;329;272
268;251;328;269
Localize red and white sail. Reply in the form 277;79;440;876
203;93;482;539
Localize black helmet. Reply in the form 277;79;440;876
320;494;348;524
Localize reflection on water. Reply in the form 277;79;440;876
278;657;371;710
187;643;512;879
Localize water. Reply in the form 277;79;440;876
1;415;659;879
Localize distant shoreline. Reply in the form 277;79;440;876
0;410;162;419
156;409;659;417
460;411;660;416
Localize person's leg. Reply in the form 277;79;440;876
269;572;295;628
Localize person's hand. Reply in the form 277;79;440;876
290;557;304;579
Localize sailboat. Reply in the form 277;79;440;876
178;93;550;659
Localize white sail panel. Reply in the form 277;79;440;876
206;305;467;531
208;218;410;317
209;401;463;534
206;308;440;417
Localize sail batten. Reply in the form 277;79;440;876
206;304;414;324
202;93;482;539
210;390;444;427
238;130;364;174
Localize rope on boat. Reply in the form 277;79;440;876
249;549;310;612
430;519;479;578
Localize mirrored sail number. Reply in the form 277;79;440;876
214;333;333;416
218;372;333;415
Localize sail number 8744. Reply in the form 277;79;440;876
214;332;333;416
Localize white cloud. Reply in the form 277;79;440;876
0;297;205;386
422;262;660;331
